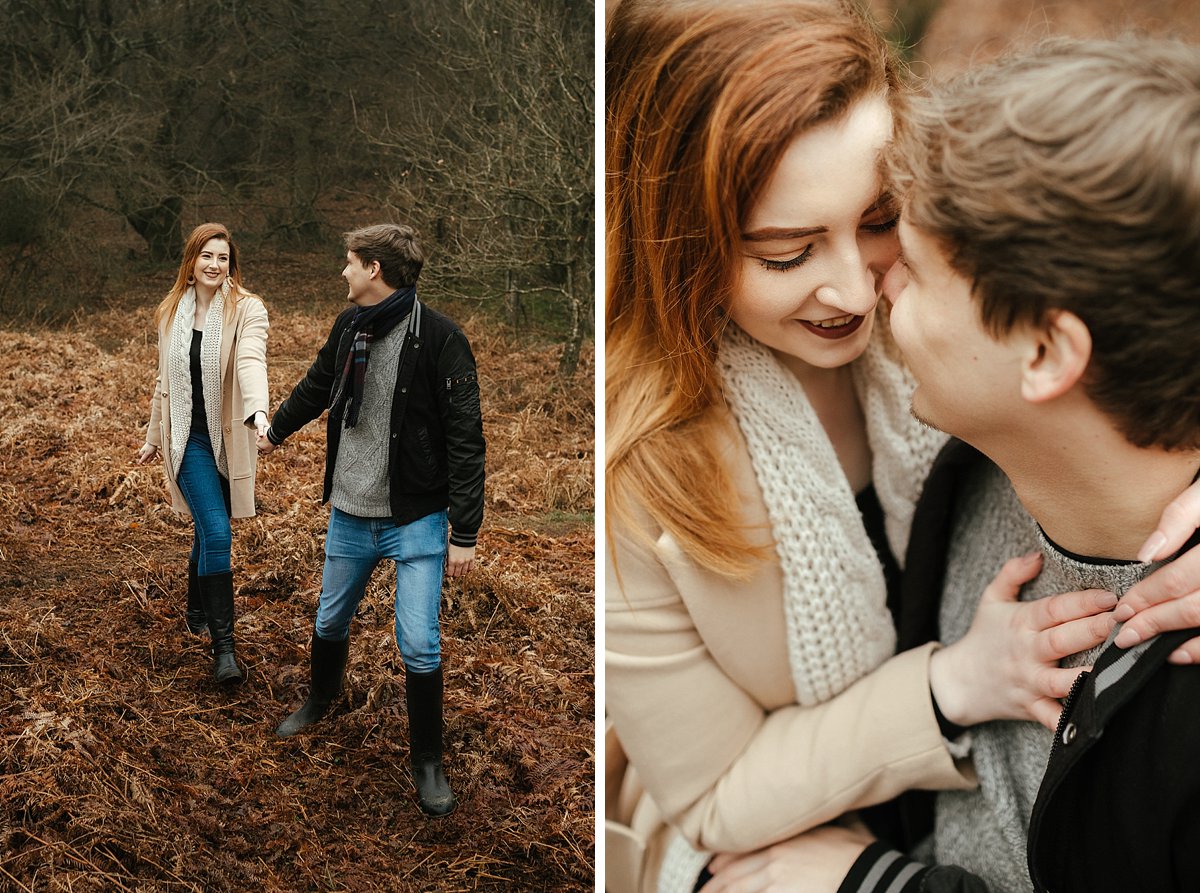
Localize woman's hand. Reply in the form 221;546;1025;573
930;551;1118;731
252;412;276;454
704;824;874;893
1112;479;1200;663
136;442;160;465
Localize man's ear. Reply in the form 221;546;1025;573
367;260;383;281
1020;310;1092;403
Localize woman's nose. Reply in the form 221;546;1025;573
817;247;880;315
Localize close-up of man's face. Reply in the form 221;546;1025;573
885;217;1025;439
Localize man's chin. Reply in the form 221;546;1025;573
909;399;946;434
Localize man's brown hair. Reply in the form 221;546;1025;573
889;37;1200;450
345;223;424;289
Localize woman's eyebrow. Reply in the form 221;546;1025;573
741;225;827;242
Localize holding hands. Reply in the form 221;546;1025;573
255;411;276;454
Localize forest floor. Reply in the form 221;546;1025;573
0;250;595;891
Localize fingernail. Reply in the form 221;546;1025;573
1138;531;1167;563
1097;592;1118;608
1026;550;1043;563
1170;649;1193;665
1112;603;1135;623
1114;626;1141;648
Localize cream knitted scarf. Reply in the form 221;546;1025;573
167;283;227;478
718;311;947;707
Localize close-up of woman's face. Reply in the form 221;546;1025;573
192;238;231;290
729;95;899;379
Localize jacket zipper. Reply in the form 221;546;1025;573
1048;669;1089;760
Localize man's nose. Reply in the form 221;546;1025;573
881;260;909;304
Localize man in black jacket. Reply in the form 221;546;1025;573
259;223;485;817
845;36;1200;893
701;37;1200;893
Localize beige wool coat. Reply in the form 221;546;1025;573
144;294;269;519
605;411;976;893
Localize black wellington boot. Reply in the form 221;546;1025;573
196;570;243;684
276;633;350;737
406;665;457;817
185;560;208;635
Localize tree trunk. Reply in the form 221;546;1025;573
557;263;582;378
505;267;525;331
127;196;183;262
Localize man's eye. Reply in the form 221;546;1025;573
862;215;899;234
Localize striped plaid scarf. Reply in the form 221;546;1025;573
330;286;416;428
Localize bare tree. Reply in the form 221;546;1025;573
362;0;595;376
0;0;593;344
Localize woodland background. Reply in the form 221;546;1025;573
1;0;593;890
3;0;1200;890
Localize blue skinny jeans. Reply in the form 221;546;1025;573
175;429;232;576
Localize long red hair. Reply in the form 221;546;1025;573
606;0;902;576
154;223;255;330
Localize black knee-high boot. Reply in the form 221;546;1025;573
275;633;350;737
196;570;243;684
406;665;456;816
186;560;208;635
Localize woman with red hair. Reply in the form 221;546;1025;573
136;222;269;685
603;3;1122;890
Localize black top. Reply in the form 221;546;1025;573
190;329;208;435
857;483;902;622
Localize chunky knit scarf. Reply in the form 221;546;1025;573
329;285;416;428
167;283;226;478
718;312;947;707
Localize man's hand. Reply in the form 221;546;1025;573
256;432;276;454
704;824;874;893
1112;478;1200;663
931;551;1118;731
446;543;476;578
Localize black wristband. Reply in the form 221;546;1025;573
931;688;969;740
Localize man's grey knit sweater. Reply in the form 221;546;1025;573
934;460;1157;892
330;320;407;518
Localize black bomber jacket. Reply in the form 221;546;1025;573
268;298;485;547
837;440;1200;893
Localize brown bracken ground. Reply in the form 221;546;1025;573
0;251;595;891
